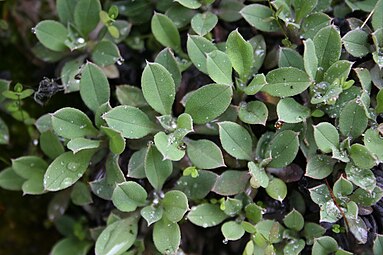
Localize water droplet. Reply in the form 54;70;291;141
76;37;85;44
31;27;36;34
116;57;125;65
67;162;80;172
222;239;228;244
32;139;39;146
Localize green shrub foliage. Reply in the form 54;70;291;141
1;0;383;254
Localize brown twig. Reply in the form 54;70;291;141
325;179;350;232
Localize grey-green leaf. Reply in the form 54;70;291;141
305;154;336;179
188;203;228;227
283;209;304;231
141;205;163;226
112;181;147;212
187;35;217;74
185;84;232;124
80;62;110;112
265;177;287;201
151;12;181;51
191;12;218;36
153;218;181;254
267;130;299;168
313;122;339;153
213;170;250;196
141;62;175;115
342;29;370;57
277;98;310;123
35;20;68;52
313;26;342;73
145;144;172;191
155;48;181;89
278;47;304;70
303;39;318;80
74;0;101;37
218;121;252;160
186;139;225;169
103;106;156;139
51;107;98;139
238;101;268;125
226;30;254;80
162;190;189;223
67;138;100;154
339;100;368;138
95;217;138;255
92;40;121;67
221;221;245;241
44;150;94;191
262;67;311;97
240;4;280;32
206;50;233;86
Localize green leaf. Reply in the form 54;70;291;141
162;190;189;223
112;181;147;212
267;130;299;168
206;50;232;85
223;198;242;216
89;154;126;200
70;182;93;206
249;35;266;74
191;11;218;36
255;220;284;243
245;203;263;224
244;74;267;95
145;144;172;191
364;128;383;161
12;156;47;194
74;0;101;37
141;62;175;115
262;67;311;97
40;131;65;159
278;48;304;70
185;84;232;124
187;35;217;73
213;170;250;196
44;150;94;191
187;203;228;227
51;107;98;139
240;4;280;32
293;0;318;22
277;98;310;123
92;41;121;67
186;139;225;169
301;13;331;39
218;121;252;160
153;218;181;254
303;222;326;244
312;236;338;255
339;100;368;138
303;39;318;80
265;177;287;201
284;239;305;255
127;148;147;179
226;30;254;80
342;29;370;58
56;0;77;24
95;217;138;255
374;234;383;255
103;105;156;139
283;209;304;231
248;162;269;188
372;0;383;30
218;0;244;22
116;85;147;108
350;187;383;207
305;154;336;179
323;60;353;84
349;143;376;169
140;205;163;226
67;138;100;154
174;170;217;200
101;126;125;155
34;20;68;52
51;238;92;255
155;48;181;89
345;163;376;192
175;0;201;9
0;167;25;191
0;117;9;144
151;12;181;51
238;101;268;125
80;62;110;112
221;221;245;241
313;122;339;153
333;176;353;199
313;26;342;73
